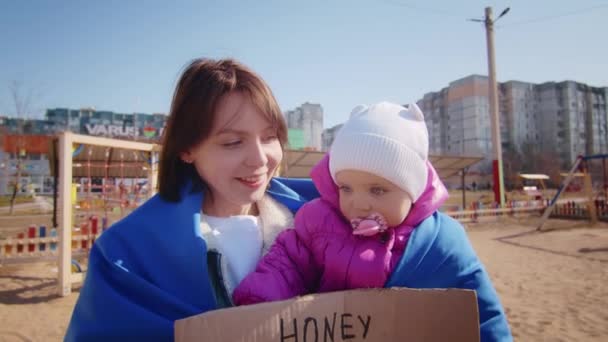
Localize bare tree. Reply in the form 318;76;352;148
503;145;524;191
7;80;33;214
518;141;562;188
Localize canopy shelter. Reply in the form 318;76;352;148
560;172;585;177
51;141;483;181
519;173;550;190
428;155;484;210
281;150;326;178
283;150;484;210
428;155;485;179
282;150;483;179
520;174;550;180
49;134;484;210
50;140;157;179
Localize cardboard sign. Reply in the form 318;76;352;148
175;288;479;342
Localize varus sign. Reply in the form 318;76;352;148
85;124;139;137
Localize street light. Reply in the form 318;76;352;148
497;7;511;20
469;6;510;207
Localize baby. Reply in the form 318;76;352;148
233;102;511;341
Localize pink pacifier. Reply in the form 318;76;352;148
350;213;388;237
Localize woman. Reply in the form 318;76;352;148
67;58;511;341
65;58;320;341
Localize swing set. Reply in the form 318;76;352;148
537;154;608;231
52;131;160;296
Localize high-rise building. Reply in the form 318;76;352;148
533;82;608;165
285;103;324;151
418;75;497;171
1;108;167;140
45;108;167;140
418;75;608;170
501;81;538;153
321;124;343;152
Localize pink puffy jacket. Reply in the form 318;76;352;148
233;155;448;305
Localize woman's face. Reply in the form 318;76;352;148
181;91;283;216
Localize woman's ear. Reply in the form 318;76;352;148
179;151;193;164
274;162;282;177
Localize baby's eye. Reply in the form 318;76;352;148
370;187;386;196
338;185;352;193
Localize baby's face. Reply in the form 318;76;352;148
335;170;412;228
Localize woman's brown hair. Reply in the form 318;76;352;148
158;58;288;202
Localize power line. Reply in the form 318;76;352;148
381;0;465;19
501;4;608;28
383;1;608;27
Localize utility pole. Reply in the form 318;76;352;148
471;6;510;207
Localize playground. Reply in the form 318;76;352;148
1;132;607;340
0;216;606;341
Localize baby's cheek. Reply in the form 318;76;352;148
390;207;411;227
338;200;352;220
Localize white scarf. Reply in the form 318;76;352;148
199;195;295;296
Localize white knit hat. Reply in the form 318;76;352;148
329;102;429;202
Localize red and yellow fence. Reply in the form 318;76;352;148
0;215;107;264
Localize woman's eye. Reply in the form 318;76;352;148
371;187;386;196
222;140;242;148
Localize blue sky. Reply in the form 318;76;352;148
1;0;607;128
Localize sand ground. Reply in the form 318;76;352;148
1;217;607;341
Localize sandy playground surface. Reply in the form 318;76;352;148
1;217;607;341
